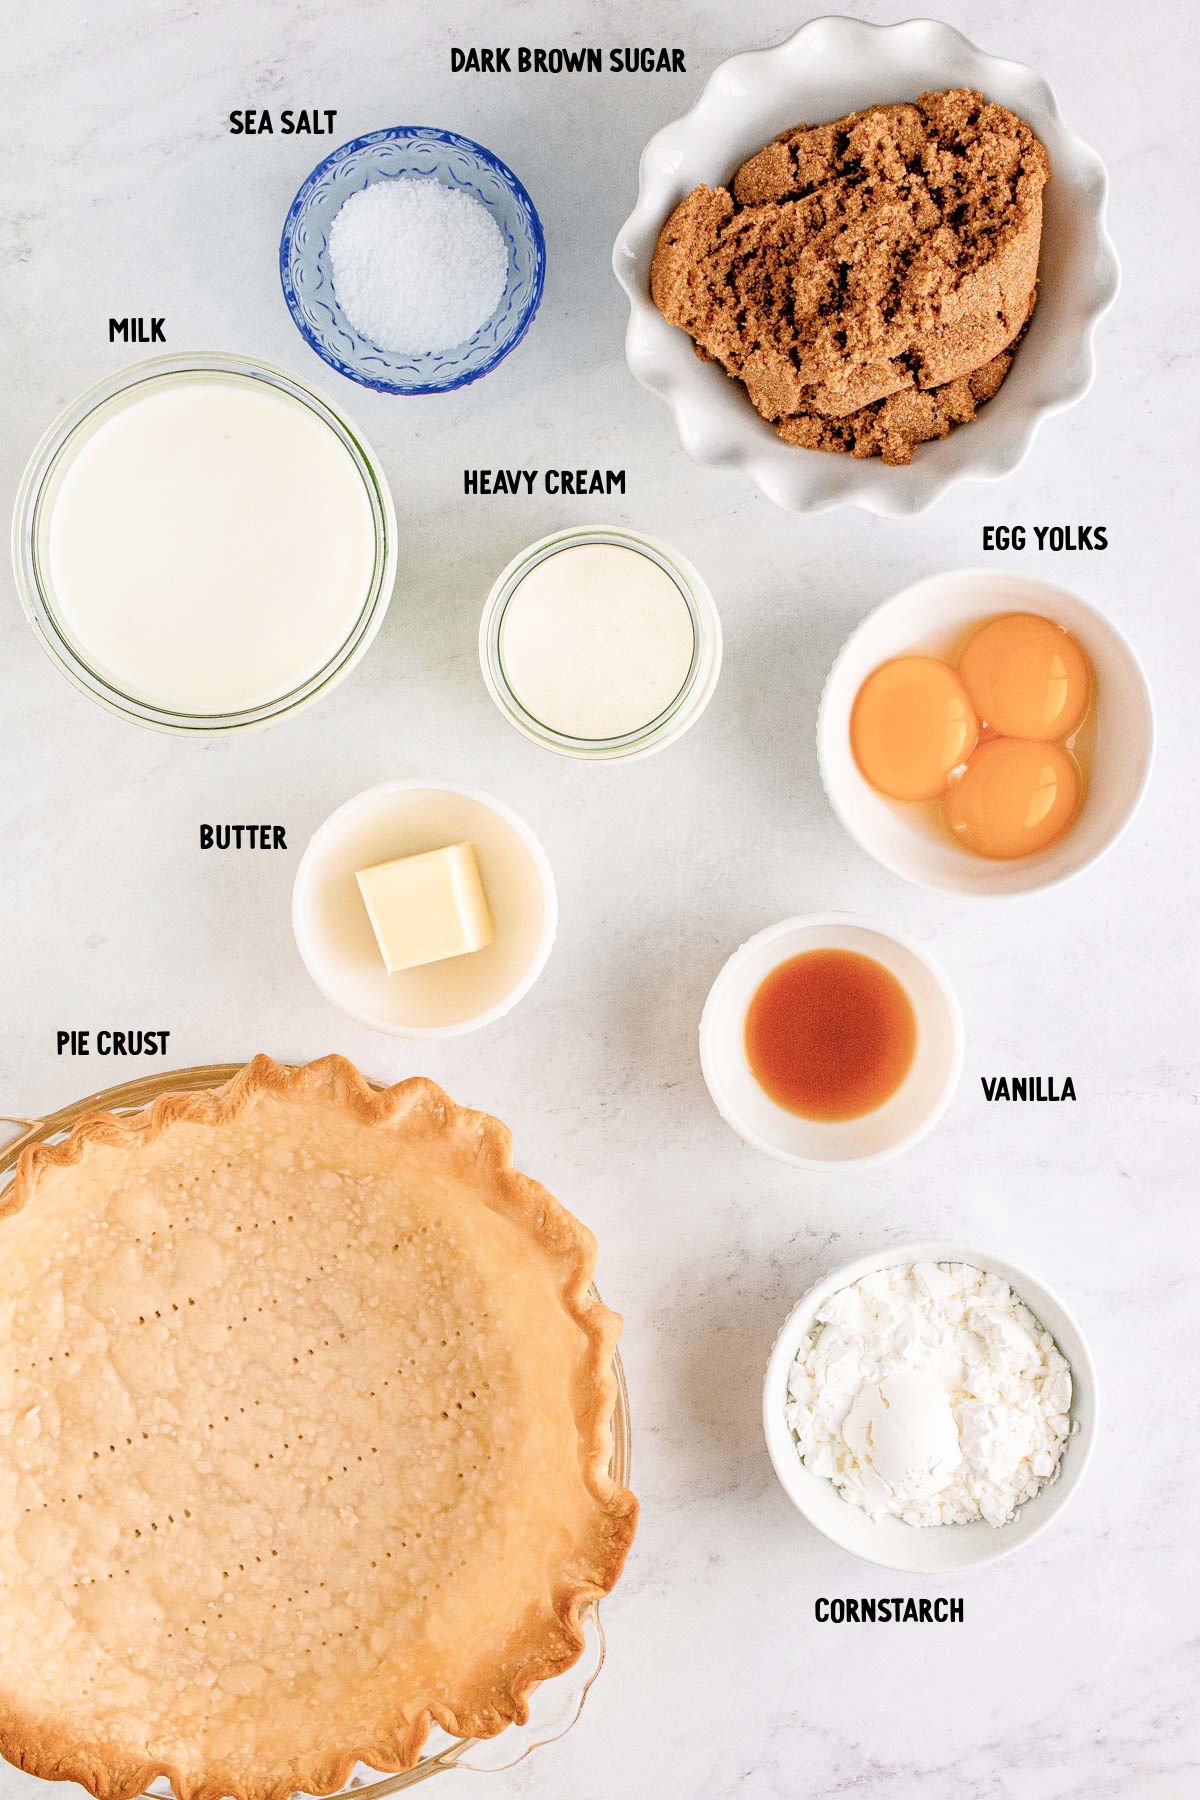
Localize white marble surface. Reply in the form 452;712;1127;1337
3;2;1198;1796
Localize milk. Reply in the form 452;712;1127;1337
45;374;376;715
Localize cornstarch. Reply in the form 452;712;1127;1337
785;1261;1074;1528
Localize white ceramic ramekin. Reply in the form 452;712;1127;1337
292;780;557;1037
817;569;1155;899
763;1241;1098;1574
699;914;963;1170
613;17;1120;516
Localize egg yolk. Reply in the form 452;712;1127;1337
957;613;1090;741
943;738;1081;859
851;657;978;801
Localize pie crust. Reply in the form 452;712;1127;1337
0;1056;637;1800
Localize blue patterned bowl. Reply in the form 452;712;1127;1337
280;126;546;395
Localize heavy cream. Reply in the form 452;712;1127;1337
497;540;696;740
44;374;377;715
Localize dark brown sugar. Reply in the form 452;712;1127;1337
650;88;1050;465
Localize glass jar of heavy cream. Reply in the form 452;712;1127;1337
12;353;396;734
479;526;722;761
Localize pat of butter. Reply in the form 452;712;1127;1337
355;843;495;974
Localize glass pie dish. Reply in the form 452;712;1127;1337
0;1066;631;1793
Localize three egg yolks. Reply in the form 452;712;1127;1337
850;614;1090;860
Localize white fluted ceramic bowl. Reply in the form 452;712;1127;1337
613;17;1119;517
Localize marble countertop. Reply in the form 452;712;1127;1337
3;1;1197;1795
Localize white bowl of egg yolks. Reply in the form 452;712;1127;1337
817;569;1155;899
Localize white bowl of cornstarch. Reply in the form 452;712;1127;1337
763;1241;1097;1573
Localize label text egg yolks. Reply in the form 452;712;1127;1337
957;612;1090;741
943;738;1080;858
851;657;978;801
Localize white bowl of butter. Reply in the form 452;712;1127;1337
292;780;557;1036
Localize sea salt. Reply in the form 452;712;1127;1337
328;176;509;354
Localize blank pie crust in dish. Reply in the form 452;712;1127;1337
0;1055;638;1800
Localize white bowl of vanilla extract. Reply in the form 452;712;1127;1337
699;913;964;1170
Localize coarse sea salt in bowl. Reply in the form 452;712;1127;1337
280;126;546;394
762;1242;1098;1574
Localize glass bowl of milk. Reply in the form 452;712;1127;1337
479;526;722;761
12;353;397;733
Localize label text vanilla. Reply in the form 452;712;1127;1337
981;1075;1076;1101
